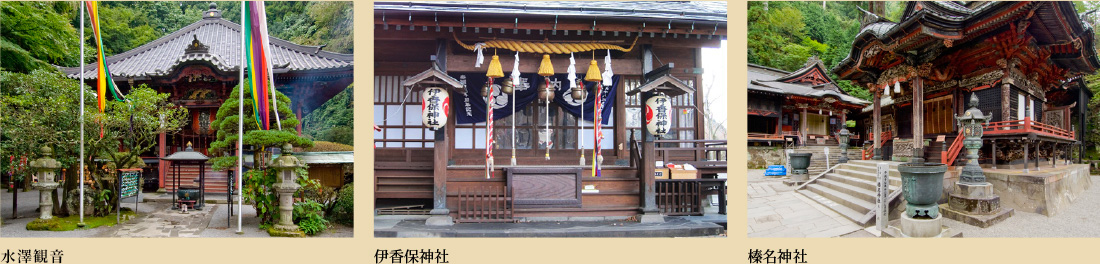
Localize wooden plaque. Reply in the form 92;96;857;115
936;135;946;142
506;167;582;208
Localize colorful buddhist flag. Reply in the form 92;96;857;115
243;1;280;130
85;1;126;112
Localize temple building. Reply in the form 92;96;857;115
781;1;1098;227
373;1;727;229
57;4;354;194
748;58;870;147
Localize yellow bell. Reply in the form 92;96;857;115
486;55;505;78
584;59;602;82
538;54;554;77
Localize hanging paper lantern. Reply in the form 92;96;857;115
894;81;901;94
421;87;450;130
584;59;602;82
645;93;672;136
486;54;505;78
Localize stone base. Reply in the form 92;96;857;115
940;204;1014;228
948;182;1004;215
426;215;455;226
638;213;665;224
981;164;1091;216
881;214;961;238
268;224;305;237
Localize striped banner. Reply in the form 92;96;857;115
85;1;126;112
243;1;274;130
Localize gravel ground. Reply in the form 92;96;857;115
941;175;1100;237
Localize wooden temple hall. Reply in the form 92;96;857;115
373;2;727;224
58;4;354;194
834;1;1097;168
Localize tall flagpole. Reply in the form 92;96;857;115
237;0;246;234
78;1;86;227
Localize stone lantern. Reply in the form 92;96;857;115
269;143;305;236
940;94;1014;227
837;128;850;164
30;146;62;220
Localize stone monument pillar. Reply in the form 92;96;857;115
30;147;61;220
268;143;305;237
940;95;1014;227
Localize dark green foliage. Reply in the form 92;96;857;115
328;184;353;226
209;84;310;171
302;85;354;145
747;1;905;101
1;2;81;72
293;200;329;235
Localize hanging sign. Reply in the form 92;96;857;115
421;87;450;130
646;94;672;136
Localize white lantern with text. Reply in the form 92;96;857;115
645;93;672;136
421;87;450;130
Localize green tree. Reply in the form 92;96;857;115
1;70;188;216
1;2;81;72
301;84;354;145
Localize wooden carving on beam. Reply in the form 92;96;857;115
877;64;916;86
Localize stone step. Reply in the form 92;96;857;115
816;178;877;204
797;189;866;223
805;184;874;215
822;173;900;199
831;168;902;187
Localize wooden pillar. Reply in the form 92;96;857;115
1035;140;1041;171
873;90;882;160
992;140;998;169
638;44;662;223
158;132;167;190
1023;140;1030;173
801;108;808;146
1080;86;1088;164
426;38;454;226
614;67;627;158
912;78;925;162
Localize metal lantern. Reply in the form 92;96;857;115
501;77;515;94
421;87;450;131
955;94;992;184
645;93;672;136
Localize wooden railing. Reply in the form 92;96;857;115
656;180;703;216
867;130;893;142
747;132;784;140
942;130;966;166
654;139;728;168
983;117;1075;141
455;186;515;223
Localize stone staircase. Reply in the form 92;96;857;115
789;146;849;177
796;160;904;226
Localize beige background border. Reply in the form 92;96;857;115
5;1;1084;264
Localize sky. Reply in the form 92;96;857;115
701;39;728;137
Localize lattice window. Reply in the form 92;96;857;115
973;87;1001;122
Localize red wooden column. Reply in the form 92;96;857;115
158;132;167;190
873;87;882;160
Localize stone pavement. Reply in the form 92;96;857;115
106;203;212;238
3;191;352;238
747;169;863;237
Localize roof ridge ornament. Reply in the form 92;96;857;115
185;34;209;54
204;2;221;19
